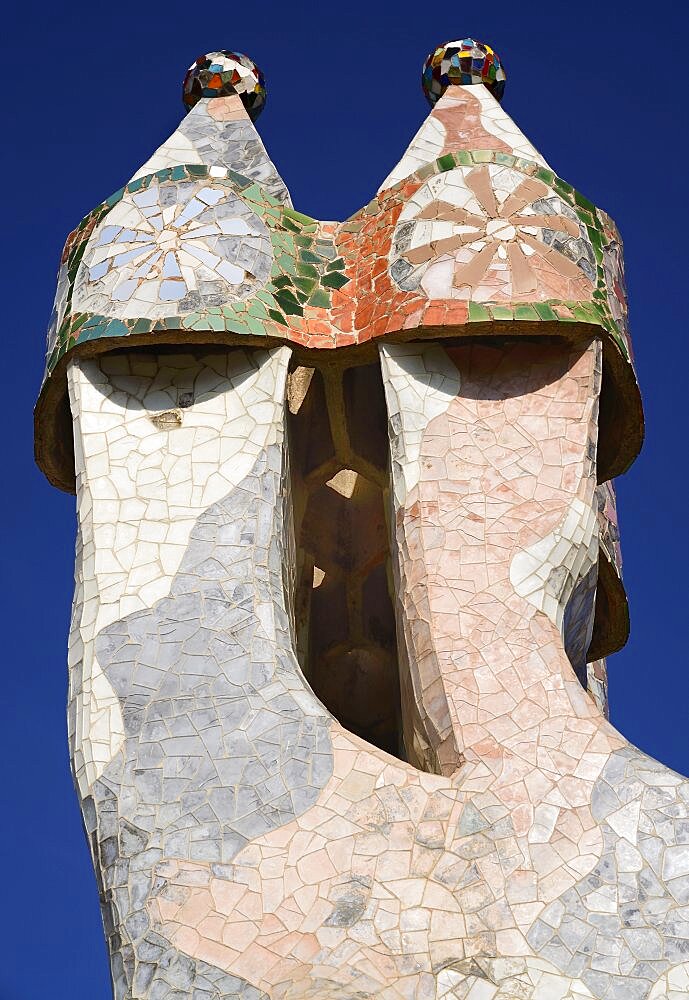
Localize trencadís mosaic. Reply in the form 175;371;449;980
34;42;676;1000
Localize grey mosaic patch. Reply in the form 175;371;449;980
563;562;597;688
389;256;418;290
85;445;332;997
324;875;372;929
179;112;291;205
457;801;490;837
527;746;689;999
532;195;596;283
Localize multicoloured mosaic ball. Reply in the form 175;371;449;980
182;51;266;121
422;38;506;106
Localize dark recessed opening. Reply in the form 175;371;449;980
287;361;405;760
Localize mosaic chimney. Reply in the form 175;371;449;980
35;40;689;1000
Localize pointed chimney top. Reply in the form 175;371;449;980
422;38;506;106
182;50;267;121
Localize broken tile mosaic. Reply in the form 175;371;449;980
34;38;676;1000
422;38;507;106
183;51;266;121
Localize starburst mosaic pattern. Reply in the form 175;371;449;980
183;50;266;120
390;163;596;302
37;32;640;506
74;175;273;320
422;37;506;105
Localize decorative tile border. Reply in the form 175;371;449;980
38;150;641;492
44;152;633;377
46;165;346;376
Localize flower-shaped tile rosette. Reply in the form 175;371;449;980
72;177;274;320
390;163;596;303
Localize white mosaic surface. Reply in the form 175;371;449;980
648;962;689;999
435;956;596;998
67;346;290;793
379;342;460;506
379;115;446;193
379;84;548;194
471;86;549;166
510;496;599;630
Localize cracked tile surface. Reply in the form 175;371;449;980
36;39;671;1000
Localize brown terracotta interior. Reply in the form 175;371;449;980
287;360;403;758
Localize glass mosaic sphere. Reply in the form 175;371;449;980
182;51;266;121
422;38;506;106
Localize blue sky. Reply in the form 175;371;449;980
3;1;688;996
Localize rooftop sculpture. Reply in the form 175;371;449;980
36;40;689;1000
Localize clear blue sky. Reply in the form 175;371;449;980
3;1;688;996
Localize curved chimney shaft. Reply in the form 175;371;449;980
36;40;689;1000
380;338;608;779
